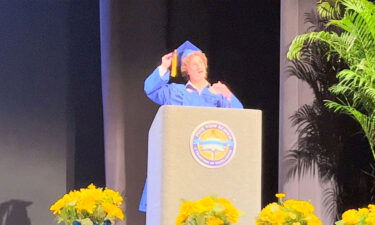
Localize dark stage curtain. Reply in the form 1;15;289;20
100;1;167;224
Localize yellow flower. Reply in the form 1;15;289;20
75;197;96;214
50;184;125;225
50;198;66;215
365;212;375;225
288;212;297;219
102;202;125;220
275;193;286;199
87;183;96;189
358;207;369;215
307;214;322;225
342;209;360;225
50;190;81;215
64;190;81;204
104;188;123;206
257;203;287;225
206;216;224;225
284;199;315;215
196;196;215;213
269;202;282;213
179;201;197;217
176;196;240;225
175;214;187;225
256;194;322;225
255;219;263;225
217;198;240;223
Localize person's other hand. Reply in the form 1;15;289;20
211;81;232;99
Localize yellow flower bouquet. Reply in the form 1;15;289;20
335;204;375;225
50;184;124;225
175;196;240;225
256;193;322;225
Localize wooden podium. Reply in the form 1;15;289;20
146;106;262;225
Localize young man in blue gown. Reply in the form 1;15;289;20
139;41;243;212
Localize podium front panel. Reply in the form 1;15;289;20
147;106;262;225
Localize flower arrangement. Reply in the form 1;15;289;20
256;193;322;225
175;196;240;225
50;184;124;225
336;204;375;225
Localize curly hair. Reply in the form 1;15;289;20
180;51;208;80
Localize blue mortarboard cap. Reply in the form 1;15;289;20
171;41;202;77
176;41;202;63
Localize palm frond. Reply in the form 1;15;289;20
325;100;375;156
305;10;327;32
317;0;342;19
284;148;318;182
322;184;339;222
287;31;351;62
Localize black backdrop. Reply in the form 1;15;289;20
166;0;280;205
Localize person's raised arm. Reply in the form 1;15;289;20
144;52;174;105
158;52;173;76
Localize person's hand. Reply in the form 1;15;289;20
211;81;232;99
159;52;173;75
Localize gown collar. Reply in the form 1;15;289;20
185;81;210;94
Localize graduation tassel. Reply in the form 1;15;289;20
171;49;178;77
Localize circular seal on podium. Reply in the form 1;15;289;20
190;121;236;168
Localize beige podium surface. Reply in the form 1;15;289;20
146;106;262;225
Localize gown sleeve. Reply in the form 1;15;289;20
219;94;244;109
144;67;171;105
229;94;244;109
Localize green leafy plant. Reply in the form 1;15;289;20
287;0;375;160
285;0;375;220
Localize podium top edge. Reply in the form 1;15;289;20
157;105;262;113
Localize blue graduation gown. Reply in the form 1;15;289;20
144;67;243;108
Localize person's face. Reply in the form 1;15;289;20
186;55;207;82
